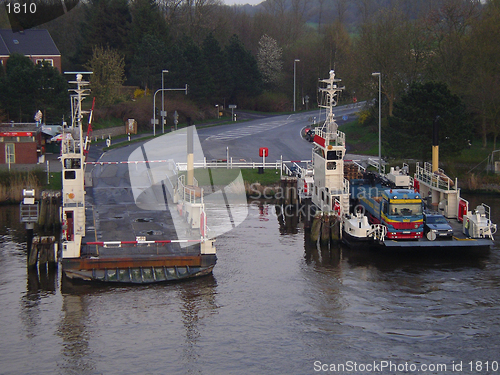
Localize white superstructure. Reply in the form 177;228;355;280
310;70;350;216
61;73;90;258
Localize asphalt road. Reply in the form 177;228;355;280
42;103;368;173
197;103;367;163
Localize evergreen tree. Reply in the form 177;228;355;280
0;54;37;122
225;35;262;103
202;33;231;102
180;37;214;103
34;61;69;123
131;34;169;92
75;0;132;71
127;0;171;88
385;81;472;161
0;54;68;122
129;0;169;46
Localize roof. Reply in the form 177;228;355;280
0;29;60;56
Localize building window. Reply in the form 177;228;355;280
36;59;54;67
5;143;15;164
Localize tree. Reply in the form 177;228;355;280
129;0;170;54
168;0;224;44
85;46;126;107
354;8;426;116
76;0;132;70
34;61;69;123
0;54;68;122
463;0;500;149
257;35;283;91
178;37;214;102
0;54;37;122
225;35;262;104
426;0;480;93
130;34;168;93
202;33;231;102
385;81;472;161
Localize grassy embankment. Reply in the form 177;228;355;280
0;169;61;203
179;167;282;198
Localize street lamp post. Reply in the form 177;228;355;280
161;69;168;133
372;72;381;173
294;59;300;112
153;84;188;137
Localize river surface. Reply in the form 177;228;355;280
1;194;500;375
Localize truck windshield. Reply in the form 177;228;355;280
389;203;422;216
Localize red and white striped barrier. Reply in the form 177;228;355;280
84;239;203;246
86;160;169;165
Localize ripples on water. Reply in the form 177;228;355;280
1;195;500;374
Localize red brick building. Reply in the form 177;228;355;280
0;125;42;165
0;29;61;72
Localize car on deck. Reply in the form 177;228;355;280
423;212;454;240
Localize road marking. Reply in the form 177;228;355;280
205;119;291;141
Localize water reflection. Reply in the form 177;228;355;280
56;275;219;374
0;195;499;373
57;293;96;374
179;275;218;374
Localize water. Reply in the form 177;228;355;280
1;195;500;374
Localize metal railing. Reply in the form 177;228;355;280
415;162;457;191
367;158;385;174
314;128;346;146
177;175;203;204
176;158;284;170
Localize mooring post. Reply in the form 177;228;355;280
28;237;39;268
311;212;322;243
330;214;340;242
321;214;330;244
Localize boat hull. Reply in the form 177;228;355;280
62;254;217;283
341;235;493;250
341;230;375;247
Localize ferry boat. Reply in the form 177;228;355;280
296;70;496;249
60;73;216;283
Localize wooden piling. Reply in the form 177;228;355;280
27;236;57;269
310;213;322;242
28;238;39;269
321;214;330;244
330;215;340;242
38;243;48;269
279;177;298;205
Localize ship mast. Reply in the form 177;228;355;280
318;70;345;138
311;70;349;216
61;73;91;259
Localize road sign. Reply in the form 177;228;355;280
342;115;348;121
229;105;237;109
